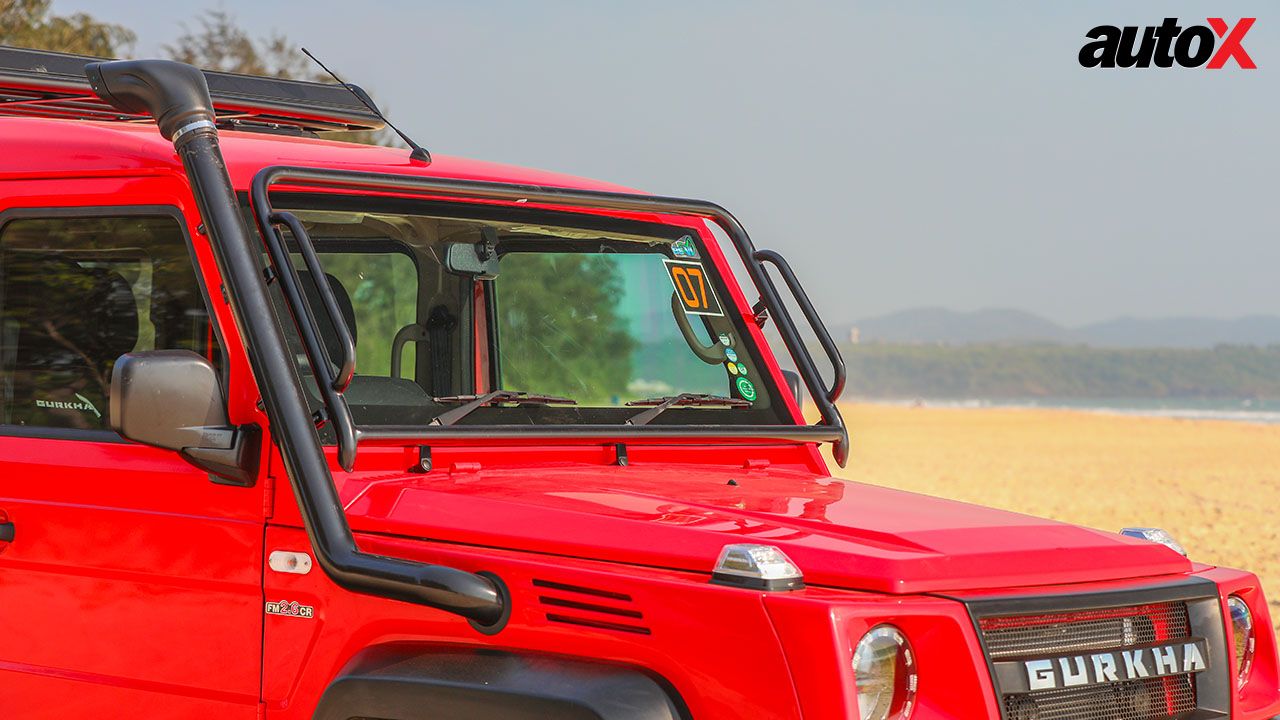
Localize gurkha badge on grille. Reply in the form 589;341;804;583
1013;640;1208;691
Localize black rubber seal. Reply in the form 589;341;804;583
468;572;511;635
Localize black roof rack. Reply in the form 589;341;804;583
0;45;384;134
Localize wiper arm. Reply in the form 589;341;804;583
625;393;751;426
430;390;577;426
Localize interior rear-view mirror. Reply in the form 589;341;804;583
110;350;259;486
445;227;500;278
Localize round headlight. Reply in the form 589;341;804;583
1228;595;1255;689
852;625;917;720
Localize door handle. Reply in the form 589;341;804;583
0;522;13;543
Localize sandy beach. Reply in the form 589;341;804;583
825;403;1280;635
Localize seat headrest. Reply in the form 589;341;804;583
297;270;357;367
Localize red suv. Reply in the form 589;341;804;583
0;46;1276;719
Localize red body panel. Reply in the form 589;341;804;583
261;525;804;719
320;446;1192;594
0;172;266;716
0;118;639;194
0;115;1277;719
0;437;263;717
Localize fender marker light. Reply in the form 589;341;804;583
1119;527;1187;556
711;544;804;591
268;550;314;575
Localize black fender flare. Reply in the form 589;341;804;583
313;646;689;720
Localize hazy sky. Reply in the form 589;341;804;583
56;0;1279;325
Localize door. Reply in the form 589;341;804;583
0;208;264;717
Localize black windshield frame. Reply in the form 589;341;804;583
250;166;849;467
266;194;789;427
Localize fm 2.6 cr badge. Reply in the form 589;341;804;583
1079;18;1255;69
265;599;314;619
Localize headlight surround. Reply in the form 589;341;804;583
852;624;917;720
1228;595;1255;689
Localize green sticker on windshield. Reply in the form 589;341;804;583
671;235;699;259
735;377;757;402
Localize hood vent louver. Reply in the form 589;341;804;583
533;579;651;635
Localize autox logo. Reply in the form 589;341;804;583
1079;18;1256;69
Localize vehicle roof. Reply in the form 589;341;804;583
0;117;639;195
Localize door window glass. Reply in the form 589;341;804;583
0;215;217;431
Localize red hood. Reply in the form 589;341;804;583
340;462;1191;593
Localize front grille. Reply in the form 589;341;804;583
981;601;1192;660
969;582;1229;720
1003;676;1197;720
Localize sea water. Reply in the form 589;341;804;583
866;397;1280;424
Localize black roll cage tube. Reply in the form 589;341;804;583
84;58;507;626
261;210;361;470
248;166;849;467
86;55;844;628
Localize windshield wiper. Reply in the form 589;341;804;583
624;393;751;426
430;390;578;426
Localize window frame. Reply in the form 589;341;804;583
257;192;797;430
308;236;423;381
0;205;227;443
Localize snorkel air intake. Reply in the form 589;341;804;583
85;59;215;142
85;58;507;628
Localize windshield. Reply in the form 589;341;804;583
265;195;789;429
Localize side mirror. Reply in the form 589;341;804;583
110;350;260;486
781;370;804;412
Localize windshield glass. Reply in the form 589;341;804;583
265;195;788;429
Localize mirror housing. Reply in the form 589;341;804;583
110;350;260;486
781;370;804;412
445;227;500;278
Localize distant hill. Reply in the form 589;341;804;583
846;307;1073;345
833;308;1280;348
842;343;1280;399
1078;315;1280;348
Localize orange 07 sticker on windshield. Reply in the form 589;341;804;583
664;259;724;317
